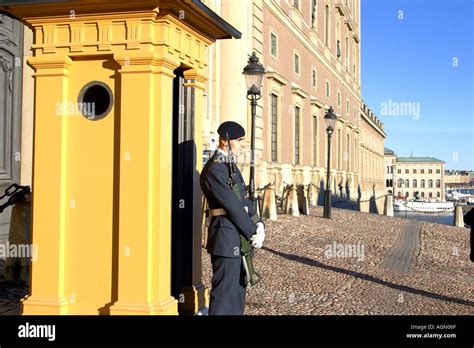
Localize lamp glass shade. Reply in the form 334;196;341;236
245;73;264;92
243;52;265;94
324;107;337;130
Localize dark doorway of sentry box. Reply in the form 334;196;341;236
171;67;206;315
0;12;24;243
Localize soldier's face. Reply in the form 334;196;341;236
227;137;245;157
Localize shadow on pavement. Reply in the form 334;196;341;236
262;246;474;308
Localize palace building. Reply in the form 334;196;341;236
201;0;386;213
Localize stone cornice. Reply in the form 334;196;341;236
291;82;309;99
266;67;288;86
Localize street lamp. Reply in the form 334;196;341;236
323;106;337;219
243;52;265;212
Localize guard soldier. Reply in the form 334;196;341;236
200;121;265;315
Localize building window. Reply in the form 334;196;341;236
413;169;417;174
428;179;433;188
325;5;330;46
326;81;330;98
271;94;278;162
437;192;440;198
429;192;433;198
311;0;317;28
436;179;441;188
436;169;440;174
405;179;410;188
345;37;349;69
429;169;433;174
293;0;299;9
312;69;317;88
346;133;350;171
313;116;318;166
294;53;300;75
354;139;357;168
421;169;425;174
337;92;341;107
270;32;278;58
346;100;350;114
421;179;425;188
398;179;403;188
337;129;341;170
398;191;401;197
353;44;357;76
406;192;409;198
295;106;300;165
413;179;417;188
398;169;401;174
405;169;409;174
421;192;425;198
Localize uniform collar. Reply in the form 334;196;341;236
215;148;238;164
217;148;228;158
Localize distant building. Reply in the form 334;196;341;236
444;170;472;188
384;151;446;202
384;147;397;195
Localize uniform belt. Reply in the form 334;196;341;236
210;206;248;217
210;208;227;217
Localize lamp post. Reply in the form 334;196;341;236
243;52;265;212
323;106;337;219
398;178;408;217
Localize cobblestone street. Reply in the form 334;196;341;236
0;206;472;316
202;206;474;315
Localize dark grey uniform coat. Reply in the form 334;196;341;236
200;150;258;258
200;149;259;315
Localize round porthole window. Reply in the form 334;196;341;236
77;81;114;120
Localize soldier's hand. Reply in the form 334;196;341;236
251;222;265;249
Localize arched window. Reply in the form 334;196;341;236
428;179;433;188
398;178;403;188
421;179;425;188
436;179;441;188
421;192;425;198
413;179;417;188
405;179;410;188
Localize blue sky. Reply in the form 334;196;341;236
361;0;474;170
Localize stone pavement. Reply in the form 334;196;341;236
0;205;471;315
380;220;423;273
202;206;473;315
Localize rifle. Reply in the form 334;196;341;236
0;184;31;214
225;132;262;286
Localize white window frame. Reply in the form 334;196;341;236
294;51;301;76
270;30;278;59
